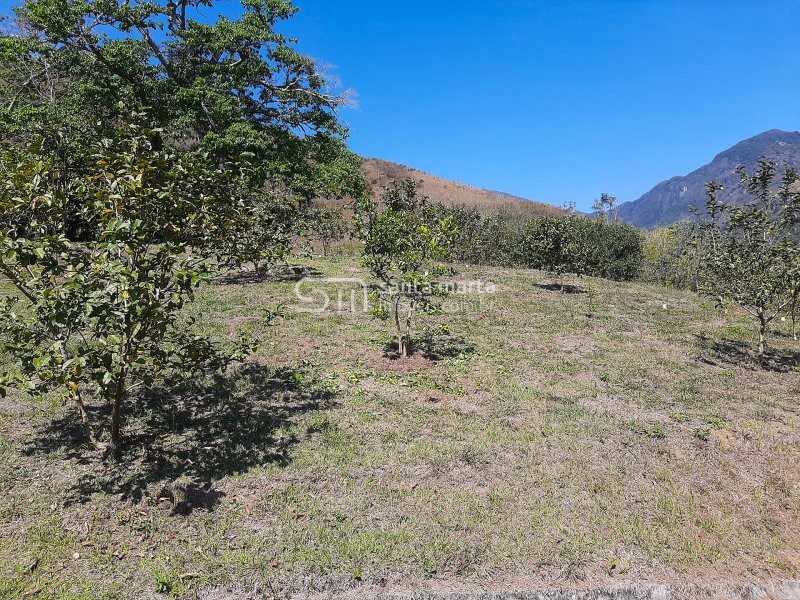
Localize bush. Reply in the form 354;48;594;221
581;218;644;281
448;207;522;265
0;128;254;453
445;207;643;282
518;216;585;278
356;180;457;358
518;216;642;281
640;225;701;289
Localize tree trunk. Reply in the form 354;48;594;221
405;310;412;358
394;297;406;358
109;377;126;453
71;389;108;453
758;311;767;356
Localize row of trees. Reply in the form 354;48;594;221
363;168;800;360
448;207;643;281
353;183;645;358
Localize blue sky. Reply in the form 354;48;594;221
280;0;799;210
2;0;797;210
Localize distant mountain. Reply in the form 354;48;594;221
616;129;800;228
360;158;563;217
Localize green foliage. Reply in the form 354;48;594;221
518;215;588;280
695;160;800;355
152;570;176;595
584;220;642;279
0;126;254;452
591;192;618;221
447;206;523;266
693;427;710;442
356;180;457;358
1;0;366;272
0;0;366;455
630;420;666;440
217;190;299;273
522;216;643;281
640;224;702;289
446;207;643;282
305;203;349;256
2;0;361;188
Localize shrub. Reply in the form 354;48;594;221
356;180;457;358
444;208;643;282
640;225;702;289
518;216;586;282
0;129;254;453
448;206;522;265
305;204;349;256
580;218;643;280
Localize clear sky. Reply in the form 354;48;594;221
279;0;799;210
2;0;797;211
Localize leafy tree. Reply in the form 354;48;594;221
581;218;643;280
696;161;800;355
561;200;577;214
356;180;457;358
447;207;522;266
519;215;586;287
1;0;357;186
517;215;641;284
305;203;348;257
216;190;299;275
592;192;618;222
0;0;366;455
0;126;254;453
1;0;366;270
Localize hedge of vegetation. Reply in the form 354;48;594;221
445;206;644;281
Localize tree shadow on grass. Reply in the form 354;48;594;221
416;329;476;361
535;283;586;294
215;264;322;285
695;334;800;372
23;362;338;511
773;329;800;341
381;330;476;362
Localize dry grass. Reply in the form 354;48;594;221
0;257;798;599
360;158;565;217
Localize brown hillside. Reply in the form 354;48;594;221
360;158;563;217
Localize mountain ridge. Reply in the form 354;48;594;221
616;129;800;228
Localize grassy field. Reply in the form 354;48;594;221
0;256;799;599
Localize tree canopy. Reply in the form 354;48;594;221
1;0;364;201
0;0;366;452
